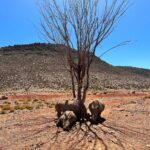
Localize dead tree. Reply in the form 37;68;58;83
39;0;130;123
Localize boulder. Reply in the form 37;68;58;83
56;111;77;131
55;100;87;119
89;100;105;124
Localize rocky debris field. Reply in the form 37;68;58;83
0;43;150;92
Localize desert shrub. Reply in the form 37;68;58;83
24;105;33;110
19;99;24;102
14;105;20;110
14;101;19;105
14;104;33;110
48;103;55;108
143;96;150;100
1;104;11;111
33;99;39;103
23;99;32;104
3;101;11;105
0;103;14;114
36;103;43;108
9;108;14;113
36;105;41;109
1;110;6;114
37;100;43;104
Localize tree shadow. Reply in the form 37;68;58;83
9;115;149;150
93;117;106;125
63;117;149;150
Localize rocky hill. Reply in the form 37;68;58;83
0;43;150;92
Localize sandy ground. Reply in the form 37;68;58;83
0;90;150;150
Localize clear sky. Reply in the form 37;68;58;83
0;0;150;69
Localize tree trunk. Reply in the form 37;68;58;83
77;83;82;101
70;67;76;98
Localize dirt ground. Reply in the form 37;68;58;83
0;90;150;150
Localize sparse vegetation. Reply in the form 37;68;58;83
1;104;11;111
47;102;55;108
143;96;150;100
23;104;33;110
0;92;150;150
1;110;6;114
14;105;21;110
0;43;150;92
9;108;14;113
0;99;55;115
33;99;39;103
14;104;33;110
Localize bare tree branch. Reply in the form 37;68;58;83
99;40;132;58
38;0;131;102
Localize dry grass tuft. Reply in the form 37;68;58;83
0;99;55;115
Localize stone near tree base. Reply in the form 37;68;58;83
56;111;77;131
146;144;150;148
55;99;105;130
55;100;87;119
55;100;79;117
88;100;105;124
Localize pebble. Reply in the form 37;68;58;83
115;108;124;111
146;144;150;148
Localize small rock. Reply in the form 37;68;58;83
108;129;115;134
132;91;136;94
146;144;150;148
115;108;124;111
88;139;92;143
0;95;8;100
130;101;136;104
86;121;91;126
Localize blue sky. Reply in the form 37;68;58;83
0;0;150;69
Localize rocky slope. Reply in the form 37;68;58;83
0;43;150;92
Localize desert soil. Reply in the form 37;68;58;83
0;90;150;150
